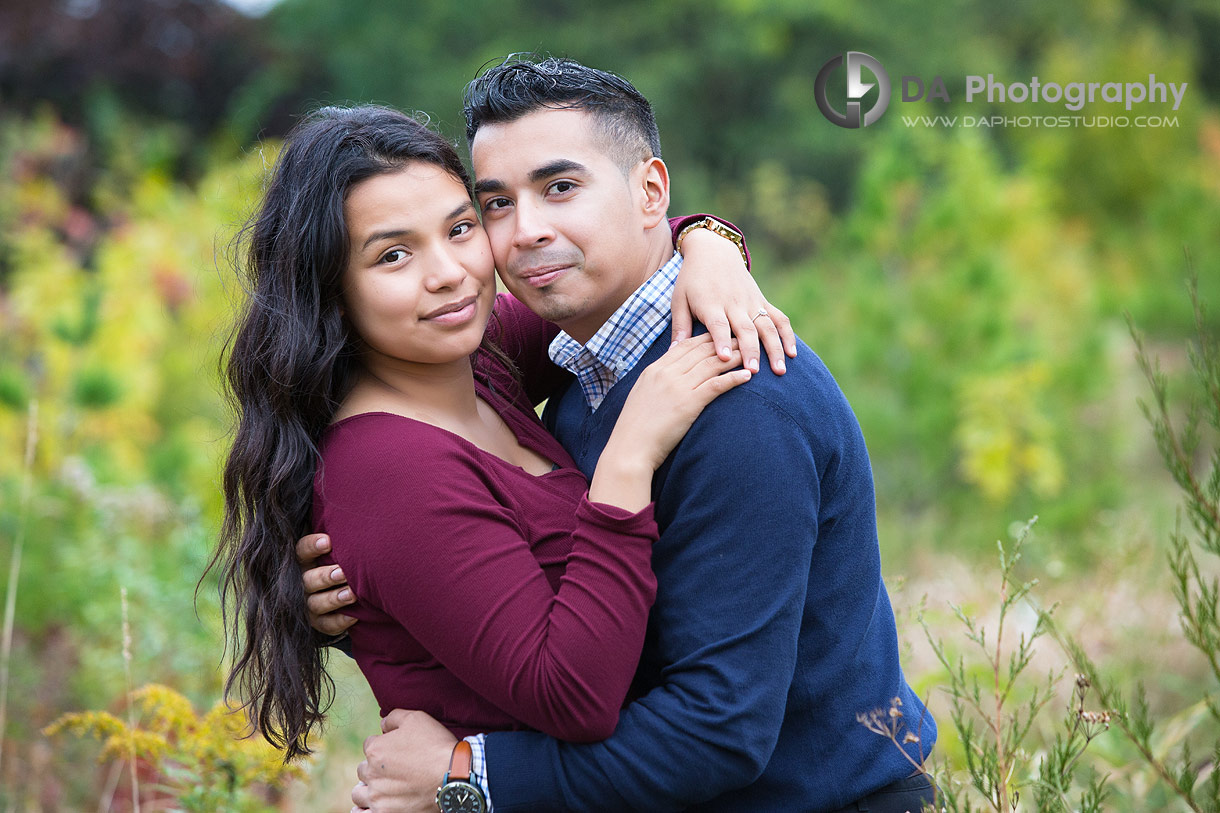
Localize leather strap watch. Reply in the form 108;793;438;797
436;740;487;813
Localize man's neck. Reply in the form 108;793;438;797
561;226;674;344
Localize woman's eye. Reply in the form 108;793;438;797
450;221;474;238
380;249;408;264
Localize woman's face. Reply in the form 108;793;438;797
341;161;495;369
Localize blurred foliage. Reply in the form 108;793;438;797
45;684;303;811
0;109;255;805
903;520;1113;812
0;0;294;158
1;0;1219;807
1054;283;1220;813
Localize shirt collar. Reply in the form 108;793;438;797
548;250;681;410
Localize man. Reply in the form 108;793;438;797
304;56;936;812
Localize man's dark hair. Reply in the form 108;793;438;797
463;55;661;172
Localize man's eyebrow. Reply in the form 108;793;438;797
529;159;588;183
473;160;590;197
473;178;506;196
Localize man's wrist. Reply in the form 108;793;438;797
464;734;493;812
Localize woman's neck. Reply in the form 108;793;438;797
340;354;481;427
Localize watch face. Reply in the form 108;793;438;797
436;780;486;813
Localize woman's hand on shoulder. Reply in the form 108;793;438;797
611;335;753;473
672;227;797;376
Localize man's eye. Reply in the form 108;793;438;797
380;249;408;264
549;181;575;195
482;197;511;212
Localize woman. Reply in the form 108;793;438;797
213;105;787;760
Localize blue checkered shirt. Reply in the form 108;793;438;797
463;734;492;811
548;251;682;410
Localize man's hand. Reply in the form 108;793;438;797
351;710;458;812
295;532;357;637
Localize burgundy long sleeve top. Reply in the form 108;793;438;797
311;294;658;742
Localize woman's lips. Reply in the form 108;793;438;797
424;296;479;325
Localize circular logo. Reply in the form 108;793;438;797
815;51;891;128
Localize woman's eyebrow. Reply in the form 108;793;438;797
447;201;475;220
359;203;473;251
361;228;411;251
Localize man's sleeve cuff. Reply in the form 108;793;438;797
464;734;494;812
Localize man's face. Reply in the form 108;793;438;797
471;108;656;342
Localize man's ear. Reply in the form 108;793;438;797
636;157;670;229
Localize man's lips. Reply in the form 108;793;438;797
423;295;478;324
516;264;573;288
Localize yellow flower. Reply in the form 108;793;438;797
44;683;306;800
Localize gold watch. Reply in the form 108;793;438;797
675;217;747;265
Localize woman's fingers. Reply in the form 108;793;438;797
695;368;754;403
681;303;796;377
727;307;762;374
733;303;796;375
752;305;789;375
664;335;742;376
681;346;746;393
761;303;797;361
702;313;735;363
671;291;695;345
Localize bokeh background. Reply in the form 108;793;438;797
2;0;1219;808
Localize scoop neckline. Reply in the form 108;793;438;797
325;407;573;480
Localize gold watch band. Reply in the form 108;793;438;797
675;217;748;266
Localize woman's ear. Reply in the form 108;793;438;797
636;157;670;229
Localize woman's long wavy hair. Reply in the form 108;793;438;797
211;105;491;760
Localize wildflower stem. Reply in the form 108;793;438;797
98;759;123;813
0;400;38;778
1129;288;1220;534
121;587;141;813
1111;712;1202;812
994;574;1007;812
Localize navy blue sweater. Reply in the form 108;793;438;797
484;327;935;811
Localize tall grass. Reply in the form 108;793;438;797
0;400;38;778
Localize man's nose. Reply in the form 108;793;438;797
512;196;554;248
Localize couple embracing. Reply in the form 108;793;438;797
214;54;935;813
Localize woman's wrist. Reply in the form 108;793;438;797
676;219;748;267
677;225;747;266
588;441;655;513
